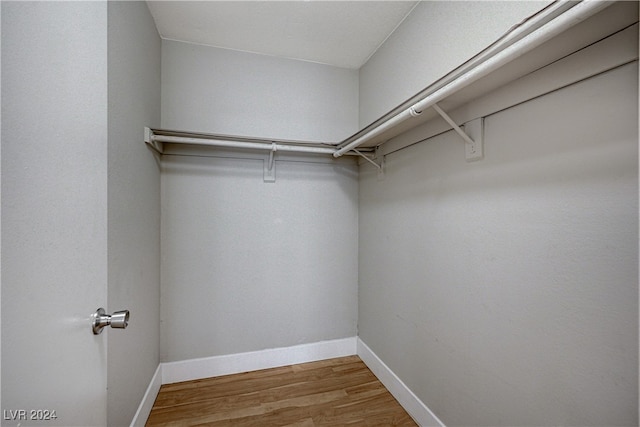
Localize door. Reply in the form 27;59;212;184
1;2;110;426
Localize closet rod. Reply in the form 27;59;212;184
333;0;610;158
150;134;362;156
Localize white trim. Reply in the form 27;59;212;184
161;337;357;384
357;338;446;427
129;364;162;427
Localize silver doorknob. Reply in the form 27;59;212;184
91;308;130;335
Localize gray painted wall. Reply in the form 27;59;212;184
160;154;359;362
159;40;360;362
358;1;550;128
358;62;638;426
107;2;161;426
161;40;359;142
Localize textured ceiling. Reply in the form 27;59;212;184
146;1;419;69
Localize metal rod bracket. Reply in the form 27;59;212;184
432;104;483;162
264;144;277;183
354;149;384;178
463;117;484;162
144;127;163;154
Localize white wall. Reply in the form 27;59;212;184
2;2;109;425
358;1;550;128
160;154;358;362
107;2;161;426
161;40;359;142
358;61;638;426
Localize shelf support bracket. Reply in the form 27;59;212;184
144;127;163;154
264;143;277;183
432;104;483;161
354;149;384;179
268;143;276;171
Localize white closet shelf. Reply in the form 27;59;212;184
144;127;358;157
145;1;631;166
334;0;616;156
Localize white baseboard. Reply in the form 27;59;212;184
130;364;162;427
161;336;358;384
357;338;446;427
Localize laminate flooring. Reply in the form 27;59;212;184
146;355;418;426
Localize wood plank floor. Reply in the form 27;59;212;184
146;355;418;426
